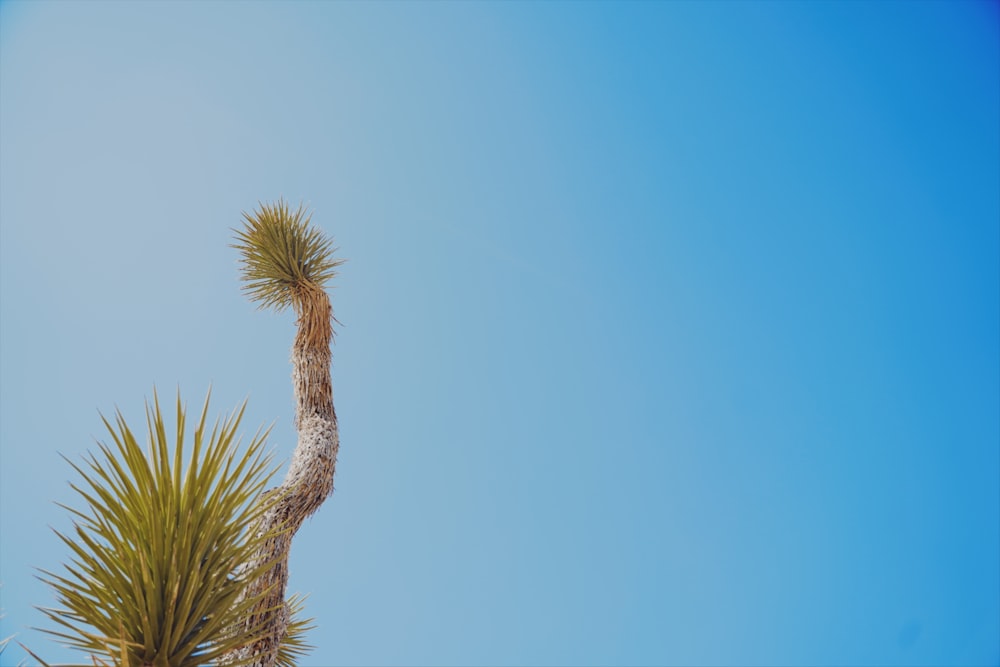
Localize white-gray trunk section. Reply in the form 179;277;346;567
225;297;338;667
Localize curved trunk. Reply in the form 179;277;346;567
226;287;338;667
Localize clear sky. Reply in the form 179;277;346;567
1;1;997;666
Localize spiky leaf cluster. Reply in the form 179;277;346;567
38;391;286;667
0;607;13;664
274;594;315;667
233;200;343;313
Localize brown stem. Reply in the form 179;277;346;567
225;286;339;667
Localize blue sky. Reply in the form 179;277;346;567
1;1;997;665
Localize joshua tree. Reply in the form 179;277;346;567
224;200;344;667
37;393;314;667
37;200;343;667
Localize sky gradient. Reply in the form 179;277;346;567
1;2;998;666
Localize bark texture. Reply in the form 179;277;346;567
225;286;338;667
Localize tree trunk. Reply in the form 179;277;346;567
226;285;338;667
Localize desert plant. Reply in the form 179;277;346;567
37;391;287;667
37;199;342;667
223;200;344;667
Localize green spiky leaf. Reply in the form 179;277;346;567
276;594;316;667
233;199;344;312
37;389;285;667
